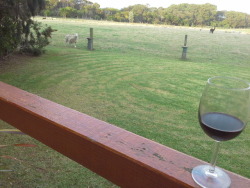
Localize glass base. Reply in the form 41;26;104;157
192;165;231;188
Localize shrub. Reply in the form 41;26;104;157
19;21;54;56
0;0;54;58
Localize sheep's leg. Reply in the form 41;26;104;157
65;39;69;46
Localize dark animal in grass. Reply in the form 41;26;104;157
210;27;216;34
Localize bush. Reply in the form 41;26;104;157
0;0;54;58
0;17;20;57
19;21;54;56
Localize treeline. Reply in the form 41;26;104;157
43;0;250;28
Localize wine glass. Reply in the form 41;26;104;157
192;76;250;188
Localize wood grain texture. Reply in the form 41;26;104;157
0;81;249;187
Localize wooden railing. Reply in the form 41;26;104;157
0;81;249;187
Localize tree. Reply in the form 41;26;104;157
164;3;217;26
59;6;77;18
132;4;149;23
80;3;100;19
222;11;248;28
101;8;119;20
0;0;54;58
156;7;167;23
129;11;134;23
197;4;217;26
165;4;183;25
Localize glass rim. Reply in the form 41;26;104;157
208;76;250;91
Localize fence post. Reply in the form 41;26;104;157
87;28;94;50
181;35;188;60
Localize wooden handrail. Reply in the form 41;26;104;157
0;81;249;187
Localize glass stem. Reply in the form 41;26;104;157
209;141;220;173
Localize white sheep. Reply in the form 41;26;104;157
65;33;78;47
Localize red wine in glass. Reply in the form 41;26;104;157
199;112;245;141
192;76;250;188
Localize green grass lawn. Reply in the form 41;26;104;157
1;18;250;187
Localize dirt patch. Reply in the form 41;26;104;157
0;53;34;74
